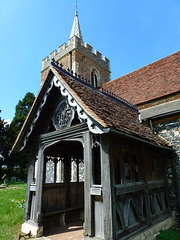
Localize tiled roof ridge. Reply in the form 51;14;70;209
101;87;138;112
109;50;180;83
51;58;138;113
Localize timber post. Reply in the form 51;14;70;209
25;148;36;221
34;142;44;226
142;146;152;226
108;135;118;239
83;131;94;237
101;134;114;240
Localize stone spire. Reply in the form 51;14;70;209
70;9;83;40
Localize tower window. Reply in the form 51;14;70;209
91;69;98;88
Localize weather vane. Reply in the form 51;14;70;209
76;0;78;10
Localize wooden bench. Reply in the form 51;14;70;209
43;206;83;217
43;206;84;226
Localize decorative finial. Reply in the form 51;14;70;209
76;0;78;10
75;0;78;16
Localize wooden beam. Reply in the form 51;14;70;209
115;182;146;195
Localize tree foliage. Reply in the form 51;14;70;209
11;92;35;137
0;92;35;180
0;111;11;177
0;110;5;158
0;111;5;174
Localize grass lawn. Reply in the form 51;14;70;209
156;228;180;240
1;182;180;240
0;182;27;240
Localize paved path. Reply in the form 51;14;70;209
29;223;83;240
30;237;50;240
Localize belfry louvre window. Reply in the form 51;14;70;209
91;70;98;88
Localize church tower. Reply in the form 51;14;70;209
41;9;110;88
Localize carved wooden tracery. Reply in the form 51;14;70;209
53;75;104;134
71;156;84;182
45;156;65;184
52;98;75;130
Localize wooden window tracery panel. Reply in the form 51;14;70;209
33;154;38;184
56;156;64;183
71;156;78;182
124;149;131;183
112;141;142;185
132;152;139;182
70;156;84;182
145;155;151;182
113;148;122;184
92;135;101;185
45;156;55;183
79;159;84;182
45;155;64;184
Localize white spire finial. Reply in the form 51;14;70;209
75;0;77;11
70;1;83;40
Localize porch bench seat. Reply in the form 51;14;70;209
43;206;83;217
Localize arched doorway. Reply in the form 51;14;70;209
41;141;84;230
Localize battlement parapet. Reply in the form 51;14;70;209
42;36;110;72
84;42;93;53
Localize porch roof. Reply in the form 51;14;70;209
12;63;170;152
50;66;170;147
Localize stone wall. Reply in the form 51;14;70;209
153;118;180;227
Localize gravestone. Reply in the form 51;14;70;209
11;176;16;182
1;174;8;187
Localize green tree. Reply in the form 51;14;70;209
0;111;10;178
10;92;35;179
0;110;5;177
11;92;35;137
0;92;35;180
0;110;4;157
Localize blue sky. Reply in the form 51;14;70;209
0;0;180;121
